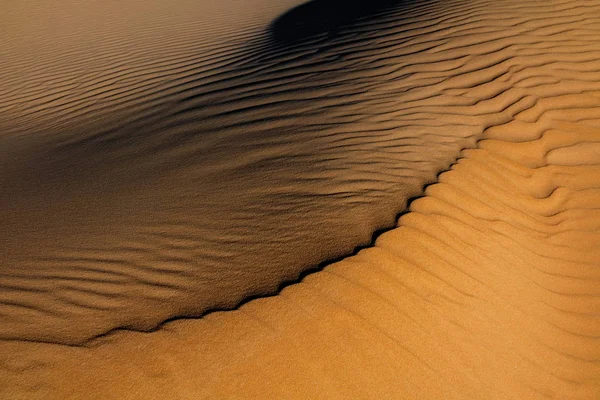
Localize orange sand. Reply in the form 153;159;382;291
1;0;599;398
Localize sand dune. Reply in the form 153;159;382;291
1;0;599;398
2;0;504;344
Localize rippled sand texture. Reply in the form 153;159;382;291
2;0;493;345
1;0;600;398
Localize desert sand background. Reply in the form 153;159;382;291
0;0;599;398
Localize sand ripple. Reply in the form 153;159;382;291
0;0;599;397
6;0;592;344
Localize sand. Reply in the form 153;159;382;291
1;0;599;398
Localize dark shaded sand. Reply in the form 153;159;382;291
270;0;407;43
0;0;599;398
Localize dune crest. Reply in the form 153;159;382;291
1;0;600;398
3;65;599;400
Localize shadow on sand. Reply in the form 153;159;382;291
270;0;408;44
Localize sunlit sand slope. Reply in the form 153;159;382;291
2;66;598;400
1;0;600;397
1;0;600;398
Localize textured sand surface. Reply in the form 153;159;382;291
1;0;599;398
2;0;483;344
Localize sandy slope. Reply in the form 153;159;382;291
4;80;598;400
1;0;485;344
2;73;599;400
1;0;600;398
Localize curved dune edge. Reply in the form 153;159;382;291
3;0;600;348
2;0;600;347
1;1;600;399
2;84;600;400
0;0;491;345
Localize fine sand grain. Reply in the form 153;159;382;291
1;0;599;398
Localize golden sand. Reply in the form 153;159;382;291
1;0;599;398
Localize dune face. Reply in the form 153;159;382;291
1;0;600;398
1;0;490;345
